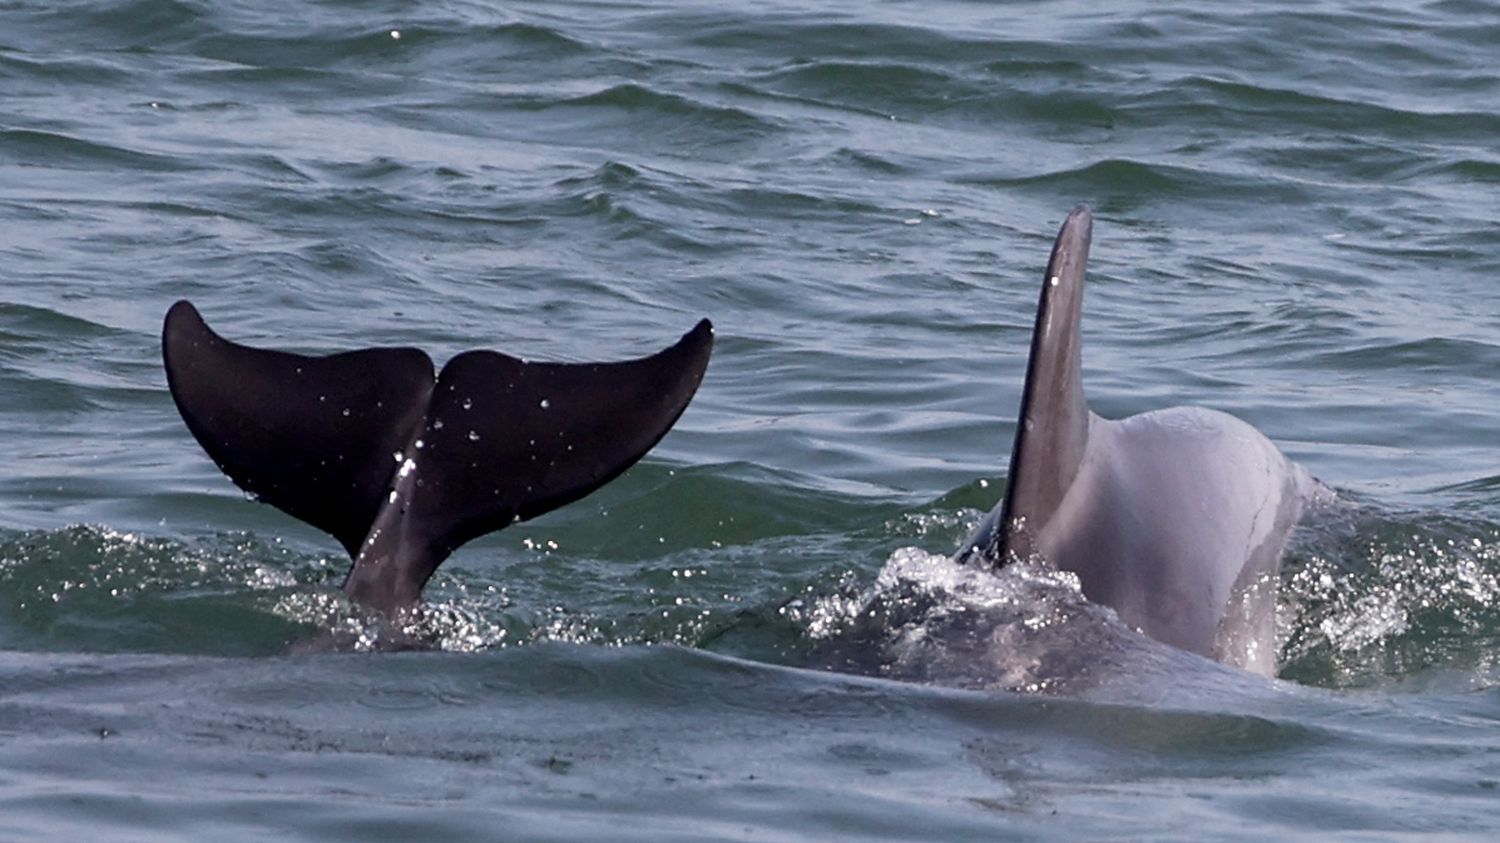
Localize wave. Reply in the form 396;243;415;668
0;129;195;173
1149;76;1500;139
962;158;1313;208
1305;337;1500;374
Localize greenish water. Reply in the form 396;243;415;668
2;0;1499;838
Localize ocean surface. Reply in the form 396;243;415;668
2;0;1498;839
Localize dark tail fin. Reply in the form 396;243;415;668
959;204;1094;566
163;300;436;558
163;301;713;613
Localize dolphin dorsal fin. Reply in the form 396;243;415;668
163;301;712;611
961;205;1094;566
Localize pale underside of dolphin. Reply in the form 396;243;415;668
957;206;1323;676
163;301;712;617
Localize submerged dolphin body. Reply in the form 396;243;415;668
163;301;712;616
957;207;1321;675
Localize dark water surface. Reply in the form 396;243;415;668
2;0;1498;839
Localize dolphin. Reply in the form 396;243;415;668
956;206;1322;675
162;301;712;617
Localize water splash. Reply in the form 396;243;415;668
1279;503;1500;688
796;545;1163;694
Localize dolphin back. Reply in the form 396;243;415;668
955;206;1318;673
163;300;713;614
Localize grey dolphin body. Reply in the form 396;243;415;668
958;206;1321;675
163;302;712;617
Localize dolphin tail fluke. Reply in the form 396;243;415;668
960;204;1094;567
162;300;714;613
